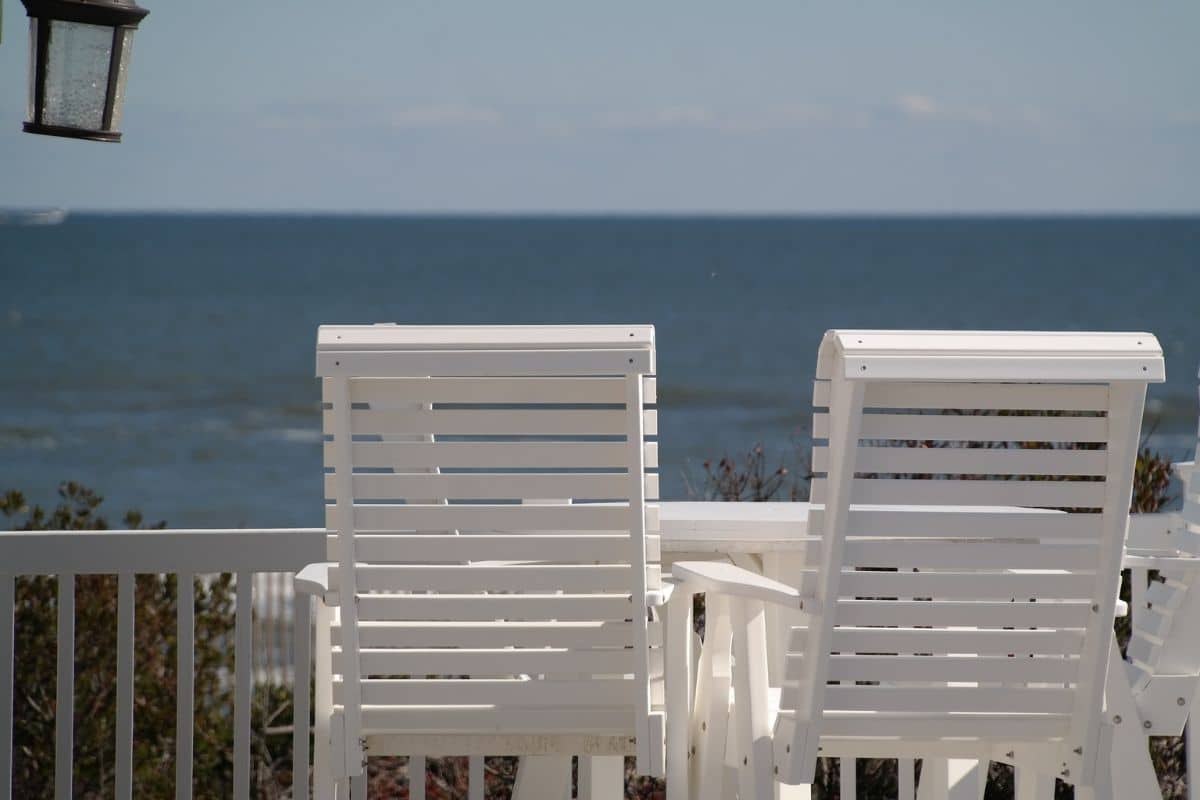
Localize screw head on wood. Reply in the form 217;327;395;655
1144;720;1153;729
1179;697;1188;706
701;722;706;731
743;757;748;766
1113;715;1122;724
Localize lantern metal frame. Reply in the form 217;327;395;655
21;0;149;142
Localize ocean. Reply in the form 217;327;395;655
2;214;1198;528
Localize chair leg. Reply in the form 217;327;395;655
512;755;572;800
664;589;693;800
350;772;367;798
408;754;425;800
916;758;948;800
898;759;916;800
730;596;772;800
693;595;733;800
335;777;351;799
579;755;624;800
1013;766;1055;800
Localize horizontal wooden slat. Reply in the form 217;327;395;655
841;541;1098;570
813;413;1108;443
1145;578;1188;611
317;348;653;378
342;564;638;593
821;686;1075;714
328;472;657;501
337;375;657;405
837;570;1095;600
328;441;658;469
815;626;1086;655
327;408;636;436
347;377;630;404
342;678;636;707
811;507;1095;539
358;647;634;676
338;620;638;649
814;381;1110;412
357;593;635;621
811;477;1106;508
812;712;1070;740
812;446;1108;476
817;654;1079;684
359;706;635;735
350;533;647;563
349;504;634;532
834;599;1091;629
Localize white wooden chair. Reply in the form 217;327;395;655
670;330;1164;800
295;324;667;800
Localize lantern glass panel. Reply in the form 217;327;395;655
42;20;113;131
107;28;135;130
27;20;38;123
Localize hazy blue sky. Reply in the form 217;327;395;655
1;1;1197;212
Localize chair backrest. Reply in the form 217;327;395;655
317;324;660;765
776;330;1164;786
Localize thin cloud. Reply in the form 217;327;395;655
389;105;502;129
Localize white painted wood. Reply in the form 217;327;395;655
318;348;654;378
837;569;1094;598
345;563;640;593
673;561;804;608
319;323;656;351
115;573;135;800
346;503;634;533
899;759;915;800
730;597;772;800
348;375;635;404
812;411;1109;442
812;444;1108;475
840;757;855;800
777;374;864;785
356;593;634;621
330;440;658;470
811;476;1107;508
1013;767;1055;800
468;756;484;800
665;589;692;800
0;528;326;575
816;507;1092;540
293;591;312;800
0;575;12;800
816;380;1111;411
176;572;194;800
512;756;572;800
408;754;425;800
358;647;635;678
579;755;624;800
353;533;650;564
54;573;74;800
342;620;641;649
234;571;253;800
692;595;733;800
331;472;658;503
323;406;641;436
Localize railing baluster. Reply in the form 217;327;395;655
292;592;311;800
409;754;425;800
116;573;135;800
468;755;484;800
176;572;194;800
899;759;915;800
54;573;74;800
234;571;253;799
0;575;13;800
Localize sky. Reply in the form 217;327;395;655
0;1;1197;213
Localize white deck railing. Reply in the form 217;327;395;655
0;528;325;800
2;520;1196;799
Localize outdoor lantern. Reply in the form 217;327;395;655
21;0;149;142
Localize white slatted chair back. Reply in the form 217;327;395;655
317;324;663;775
1123;363;1200;734
777;330;1164;787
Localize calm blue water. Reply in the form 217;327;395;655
2;215;1198;527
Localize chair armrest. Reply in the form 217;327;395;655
672;560;808;610
1174;460;1196;481
647;582;675;608
295;562;334;600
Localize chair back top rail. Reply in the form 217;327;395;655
776;329;1163;786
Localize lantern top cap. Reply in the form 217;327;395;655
22;0;149;27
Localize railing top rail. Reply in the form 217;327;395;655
0;528;326;575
